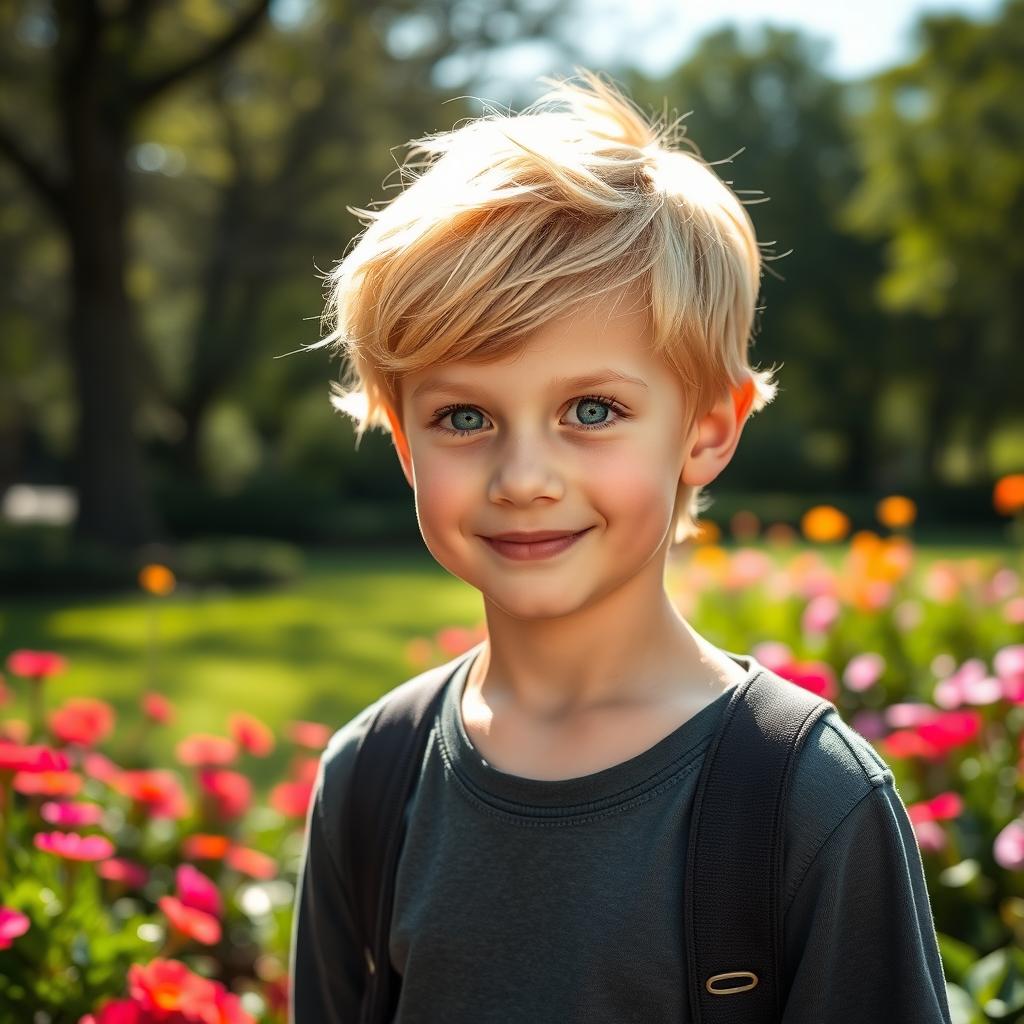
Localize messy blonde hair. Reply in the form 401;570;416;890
307;67;781;544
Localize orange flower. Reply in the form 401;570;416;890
128;958;255;1023
229;711;275;756
182;833;232;860
994;474;1024;516
226;845;277;880
49;697;115;747
876;495;916;529
800;505;851;543
138;563;176;596
13;770;83;797
692;518;721;544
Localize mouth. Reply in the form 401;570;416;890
481;527;593;561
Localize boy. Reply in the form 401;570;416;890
289;69;952;1022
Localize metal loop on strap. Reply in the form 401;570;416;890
705;970;759;995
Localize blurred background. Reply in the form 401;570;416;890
1;1;1023;1021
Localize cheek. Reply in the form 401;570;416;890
588;446;678;524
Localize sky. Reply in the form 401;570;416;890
272;0;1005;97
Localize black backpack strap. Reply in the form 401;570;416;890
685;668;835;1023
345;644;482;1024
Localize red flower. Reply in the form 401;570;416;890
50;697;115;747
226;845;277;880
111;769;190;820
269;779;314;819
229;711;275;757
128;958;255;1022
881;710;983;762
97;858;149;889
141;691;174;725
79;998;142;1023
34;830;115;861
0;741;69;773
773;659;839;702
286;720;331;749
6;649;68;681
158;895;221;946
0;906;30;950
907;791;965;825
198;769;251;820
14;770;83;797
175;734;238;768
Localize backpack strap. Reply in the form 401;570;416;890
684;667;836;1023
345;644;482;1024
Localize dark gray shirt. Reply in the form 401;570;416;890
289;650;952;1023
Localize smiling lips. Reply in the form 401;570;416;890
482;527;592;561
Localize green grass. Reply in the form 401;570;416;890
1;539;1017;794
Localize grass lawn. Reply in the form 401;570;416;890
0;537;1015;794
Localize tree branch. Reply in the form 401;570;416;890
0;122;69;226
130;0;272;108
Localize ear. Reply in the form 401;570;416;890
680;377;756;488
383;403;414;489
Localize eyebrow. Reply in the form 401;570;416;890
410;368;649;401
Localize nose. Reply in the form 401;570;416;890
486;431;566;506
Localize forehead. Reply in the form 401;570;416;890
404;285;670;402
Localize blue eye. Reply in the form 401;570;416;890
428;394;627;437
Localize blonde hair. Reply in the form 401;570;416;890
306;67;781;544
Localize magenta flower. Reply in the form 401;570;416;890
34;830;115;861
5;649;67;681
176;863;223;918
40;800;104;827
0;907;30;949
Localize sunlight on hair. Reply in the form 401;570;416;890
303;66;783;544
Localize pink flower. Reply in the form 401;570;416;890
176;863;222;918
5;649;68;681
226;845;277;880
175;733;237;768
801;594;840;635
13;770;83;797
229;711;275;756
286;720;331;750
994;819;1024;871
843;652;885;693
41;800;104;827
110;769;190;820
774;659;838;702
34;830;115;861
907;791;964;824
912;820;947;854
1005;597;1024;625
141;691;174;725
96;858;149;889
0;906;30;949
995;645;1024;704
82;751;121;783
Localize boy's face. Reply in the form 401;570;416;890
385;281;752;621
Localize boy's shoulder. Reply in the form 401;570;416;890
781;694;897;909
314;652;469;821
